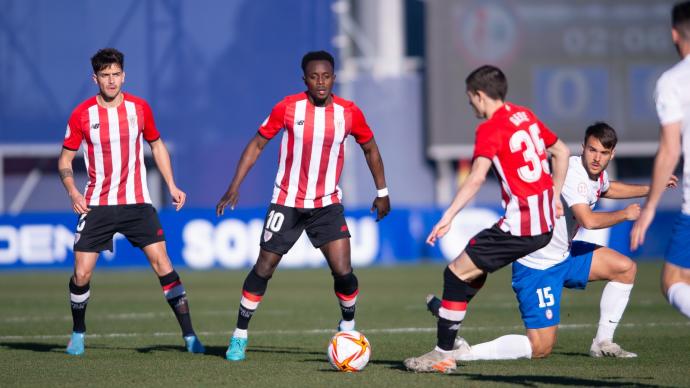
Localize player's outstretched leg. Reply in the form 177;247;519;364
159;270;205;354
66;277;89;356
227;266;269;361
333;271;358;331
404;268;486;373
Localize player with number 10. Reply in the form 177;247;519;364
215;50;390;362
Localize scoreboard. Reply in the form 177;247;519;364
426;0;679;159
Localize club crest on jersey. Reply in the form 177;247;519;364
128;115;137;128
545;308;553;320
577;182;588;196
335;119;344;131
263;230;273;242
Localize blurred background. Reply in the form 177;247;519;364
0;0;683;269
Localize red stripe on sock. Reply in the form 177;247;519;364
441;299;467;311
335;289;359;301
242;290;263;302
162;280;181;291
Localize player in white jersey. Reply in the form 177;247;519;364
427;123;677;360
631;1;690;319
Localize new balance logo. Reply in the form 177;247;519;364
91;123;100;130
297;120;304;126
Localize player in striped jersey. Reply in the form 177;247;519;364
216;51;390;361
404;65;570;373
425;123;677;361
58;48;204;356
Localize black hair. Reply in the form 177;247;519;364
584;122;618;150
91;48;124;74
301;51;335;73
465;65;508;101
673;1;690;39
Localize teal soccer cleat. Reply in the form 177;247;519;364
225;337;247;361
184;335;205;354
66;332;85;356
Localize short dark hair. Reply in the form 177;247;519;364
584;122;618;150
672;1;690;39
91;48;124;74
465;65;508;101
301;51;335;73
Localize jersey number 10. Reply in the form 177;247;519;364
510;123;551;183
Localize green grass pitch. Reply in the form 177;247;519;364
1;261;688;387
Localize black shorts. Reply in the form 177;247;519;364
465;224;552;273
73;204;165;252
259;203;351;255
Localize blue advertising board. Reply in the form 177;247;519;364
0;207;677;270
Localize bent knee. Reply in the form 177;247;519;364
73;270;92;285
530;344;553;359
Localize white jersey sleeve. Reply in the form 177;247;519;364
655;72;684;125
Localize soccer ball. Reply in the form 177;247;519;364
327;331;371;372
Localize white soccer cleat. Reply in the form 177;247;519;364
403;349;457;373
452;337;473;361
589;339;637;358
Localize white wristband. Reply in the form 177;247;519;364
377;187;389;198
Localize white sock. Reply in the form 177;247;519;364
459;335;532;360
667;282;690;319
339;319;355;331
434;346;454;355
233;328;248;339
595;281;633;343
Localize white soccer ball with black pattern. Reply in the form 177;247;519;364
327;330;371;372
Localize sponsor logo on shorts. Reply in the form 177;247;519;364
263;230;273;242
545;308;553;320
157;228;164;237
74;232;81;244
340;225;348;232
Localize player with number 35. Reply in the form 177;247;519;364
404;65;570;373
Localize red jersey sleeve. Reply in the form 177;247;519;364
536;119;558;148
258;99;287;139
472;123;501;161
62;109;84;151
350;105;374;144
142;101;161;142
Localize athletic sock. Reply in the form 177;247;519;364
462;335;532;360
236;267;269;331
159;270;195;337
595;281;633;343
69;277;90;333
667;282;690;319
333;271;359;322
437;267;486;351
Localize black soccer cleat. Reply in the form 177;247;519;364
426;294;441;318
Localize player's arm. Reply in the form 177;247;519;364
149;138;186;211
602;177;677;199
58;148;90;214
216;133;270;216
426;157;492;246
547;139;570;216
570;202;640;230
360;137;390;221
631;121;683;249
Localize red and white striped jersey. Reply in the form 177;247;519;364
472;103;558;237
259;92;373;208
62;93;160;206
